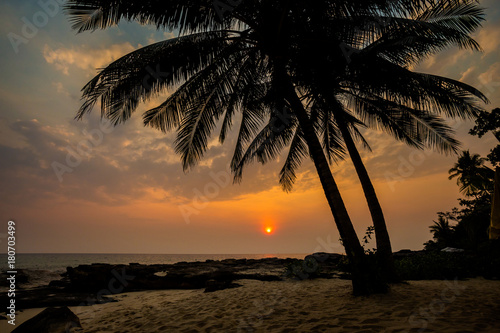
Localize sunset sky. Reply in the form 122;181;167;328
1;0;499;254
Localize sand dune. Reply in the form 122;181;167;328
62;278;500;332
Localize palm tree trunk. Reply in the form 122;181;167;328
336;118;399;282
279;79;386;295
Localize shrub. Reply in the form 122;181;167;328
394;252;475;280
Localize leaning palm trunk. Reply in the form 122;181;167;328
337;118;399;282
280;74;387;295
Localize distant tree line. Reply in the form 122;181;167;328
425;108;500;251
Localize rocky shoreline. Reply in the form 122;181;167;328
1;250;431;311
1;253;348;310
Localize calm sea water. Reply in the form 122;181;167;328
0;253;307;289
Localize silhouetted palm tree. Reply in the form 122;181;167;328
259;0;486;282
65;0;486;294
65;0;379;295
429;215;454;247
449;150;495;197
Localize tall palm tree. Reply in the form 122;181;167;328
65;0;384;295
64;0;486;293
340;0;486;281
268;0;486;282
449;150;495;197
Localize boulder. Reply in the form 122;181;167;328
393;249;426;259
441;247;465;253
306;252;344;264
12;307;81;333
204;279;242;293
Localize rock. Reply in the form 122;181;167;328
0;287;117;310
441;247;465;253
0;314;7;320
393;249;426;258
12;306;81;333
48;280;68;288
306;252;344;264
7;254;342;310
204;279;242;292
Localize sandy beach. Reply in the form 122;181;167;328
3;277;499;333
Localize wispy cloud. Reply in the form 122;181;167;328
43;42;137;75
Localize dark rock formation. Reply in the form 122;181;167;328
204;279;242;293
305;252;344;265
0;254;347;310
0;287;116;310
393;249;427;259
63;257;298;293
11;307;81;333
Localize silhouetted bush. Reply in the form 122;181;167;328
475;240;500;279
393;249;500;280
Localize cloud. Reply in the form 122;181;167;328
476;22;500;55
146;31;176;44
459;66;478;83
43;42;137;75
458;62;500;104
52;81;70;96
478;62;500;85
0;114;295;213
418;49;471;73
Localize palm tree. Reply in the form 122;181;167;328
449;150;495;197
64;0;486;293
270;0;486;282
64;0;381;295
429;215;454;247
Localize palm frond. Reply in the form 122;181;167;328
279;128;308;192
64;0;231;34
232;104;298;182
77;31;237;124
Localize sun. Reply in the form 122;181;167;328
265;227;273;234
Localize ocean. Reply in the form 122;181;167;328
0;253;307;289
